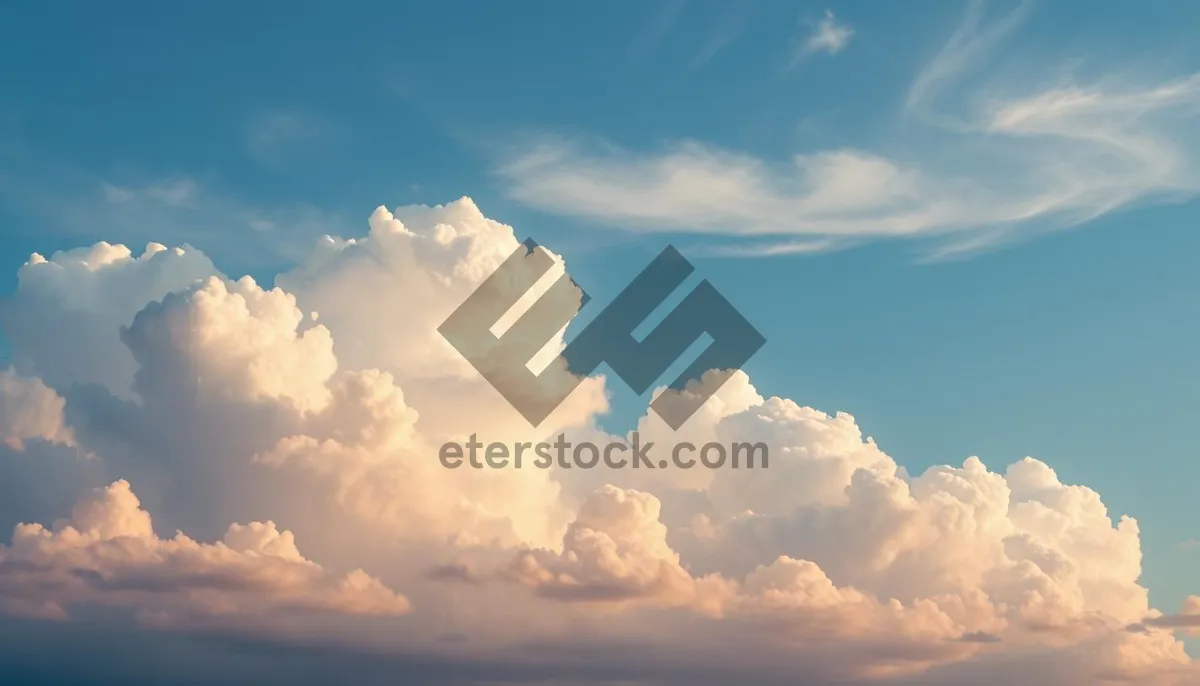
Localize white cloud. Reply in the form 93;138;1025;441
801;10;854;57
905;0;1032;116
505;485;697;606
103;178;198;208
496;4;1200;259
1;242;216;397
0;149;350;272
254;366;574;549
122;274;338;414
274;199;609;444
0;368;76;450
0;480;409;623
246;111;327;168
0;199;1198;683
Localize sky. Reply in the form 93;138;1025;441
2;1;1200;684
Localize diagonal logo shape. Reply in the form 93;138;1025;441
438;239;765;430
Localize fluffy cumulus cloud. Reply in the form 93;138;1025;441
0;480;409;624
0;197;1196;684
505;485;697;606
1;241;217;396
0;368;76;450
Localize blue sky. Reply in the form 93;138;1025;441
2;0;1200;626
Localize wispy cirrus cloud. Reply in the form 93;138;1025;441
905;0;1033;118
0;143;348;272
628;0;689;61
692;4;755;67
496;2;1200;260
245;110;329;168
102;178;198;208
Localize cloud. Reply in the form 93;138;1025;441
0;368;76;450
794;9;854;63
122;274;338;414
273;200;608;445
1;198;1198;683
0;370;101;534
1144;596;1200;634
692;4;754;67
0;480;409;624
103;178;198;208
1;242;217;397
629;0;688;61
246;111;328;168
496;4;1200;259
505;485;697;605
905;0;1032;116
0;141;350;272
